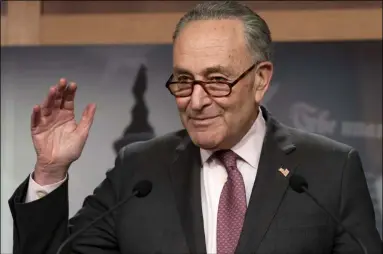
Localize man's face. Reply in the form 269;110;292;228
173;19;272;150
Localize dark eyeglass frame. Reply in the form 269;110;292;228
165;62;260;98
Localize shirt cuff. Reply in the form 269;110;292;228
25;172;67;203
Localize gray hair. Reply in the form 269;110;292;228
172;1;273;62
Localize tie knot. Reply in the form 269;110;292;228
214;149;239;170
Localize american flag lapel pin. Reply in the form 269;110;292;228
278;167;290;177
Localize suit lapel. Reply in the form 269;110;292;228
236;107;300;253
168;134;207;254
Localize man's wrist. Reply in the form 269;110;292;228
26;172;68;202
33;168;68;186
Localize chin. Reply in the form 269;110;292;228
188;128;225;150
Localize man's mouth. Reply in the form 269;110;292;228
189;116;219;126
190;115;218;120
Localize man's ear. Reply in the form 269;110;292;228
254;61;273;103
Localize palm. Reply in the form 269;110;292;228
33;110;80;165
31;80;96;168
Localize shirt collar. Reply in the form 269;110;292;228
200;107;267;168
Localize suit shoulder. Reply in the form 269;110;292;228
105;130;188;182
285;125;354;154
117;129;188;159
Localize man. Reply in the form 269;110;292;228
9;1;382;254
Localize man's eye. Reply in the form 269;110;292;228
176;76;193;83
210;76;227;82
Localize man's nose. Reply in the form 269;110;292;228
190;85;211;111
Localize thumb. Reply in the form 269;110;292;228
77;103;96;136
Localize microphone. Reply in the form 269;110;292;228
288;174;367;254
56;180;152;254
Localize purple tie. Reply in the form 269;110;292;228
215;150;247;254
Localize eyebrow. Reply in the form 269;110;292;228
173;65;234;77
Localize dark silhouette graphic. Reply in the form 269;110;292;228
113;64;155;154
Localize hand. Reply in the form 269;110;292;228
31;79;96;185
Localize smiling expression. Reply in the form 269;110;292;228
172;19;273;150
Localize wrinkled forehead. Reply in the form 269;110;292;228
172;19;251;75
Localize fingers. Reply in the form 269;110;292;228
34;78;80;128
60;82;77;110
54;78;67;108
77;103;96;136
31;105;42;129
41;78;68;116
41;86;57;116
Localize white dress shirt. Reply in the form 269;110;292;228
25;111;266;254
200;111;266;254
25;173;67;202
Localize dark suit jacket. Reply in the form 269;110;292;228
9;107;382;254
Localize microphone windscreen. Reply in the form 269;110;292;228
133;180;152;198
289;174;308;193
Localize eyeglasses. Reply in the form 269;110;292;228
165;63;258;98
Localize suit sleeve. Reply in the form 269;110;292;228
9;150;127;254
333;149;382;254
25;173;67;203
